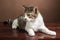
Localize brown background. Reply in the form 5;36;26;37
0;0;60;23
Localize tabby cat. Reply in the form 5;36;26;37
4;5;56;36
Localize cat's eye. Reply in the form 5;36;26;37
27;14;30;16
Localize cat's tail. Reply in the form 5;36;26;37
3;19;13;25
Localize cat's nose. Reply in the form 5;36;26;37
25;18;27;21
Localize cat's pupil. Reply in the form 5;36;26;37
27;14;30;16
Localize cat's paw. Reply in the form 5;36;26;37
12;26;17;29
28;32;35;36
48;31;56;36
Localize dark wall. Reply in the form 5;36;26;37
0;0;60;23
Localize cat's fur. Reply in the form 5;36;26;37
4;5;56;36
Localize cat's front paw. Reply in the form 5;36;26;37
12;26;17;29
49;31;56;36
51;31;56;36
28;32;35;36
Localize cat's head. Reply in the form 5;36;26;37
23;5;38;22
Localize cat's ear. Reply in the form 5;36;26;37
35;8;37;14
22;5;27;8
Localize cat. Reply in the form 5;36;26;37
4;5;56;36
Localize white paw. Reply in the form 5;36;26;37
28;32;35;36
12;26;17;29
48;31;56;36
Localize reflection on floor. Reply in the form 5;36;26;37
0;22;60;40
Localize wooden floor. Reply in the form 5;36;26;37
0;22;60;40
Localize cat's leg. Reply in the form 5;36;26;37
38;25;56;35
12;19;18;29
25;27;35;36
